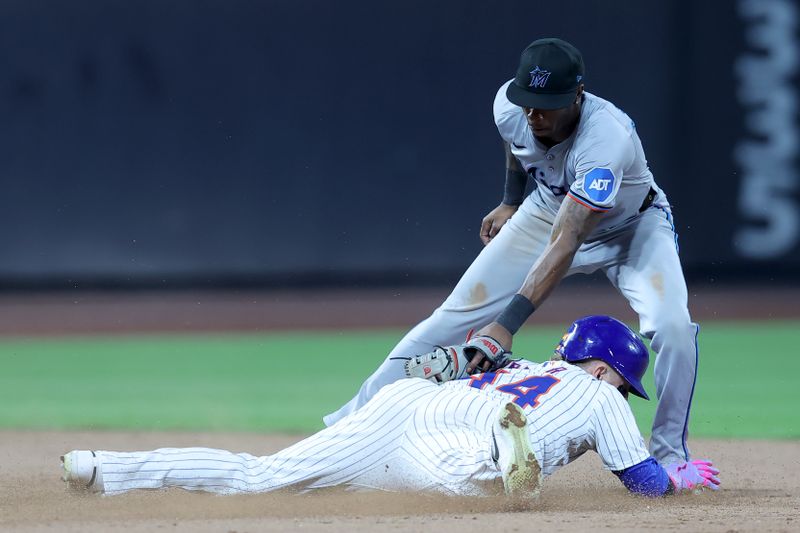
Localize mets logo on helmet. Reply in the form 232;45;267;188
529;66;551;88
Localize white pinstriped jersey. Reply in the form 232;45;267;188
95;358;650;496
494;79;668;237
443;359;650;474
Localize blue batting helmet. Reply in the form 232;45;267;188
554;315;650;400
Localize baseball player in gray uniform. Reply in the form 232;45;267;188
325;38;699;467
61;317;719;498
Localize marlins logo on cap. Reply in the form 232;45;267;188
529;66;552;88
507;38;585;110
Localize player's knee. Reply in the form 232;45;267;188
648;316;696;351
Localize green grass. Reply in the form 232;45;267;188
1;321;798;438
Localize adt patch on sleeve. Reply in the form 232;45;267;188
582;168;616;204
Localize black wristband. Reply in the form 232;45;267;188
502;168;528;206
495;294;536;335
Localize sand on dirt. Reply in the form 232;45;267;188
1;430;797;533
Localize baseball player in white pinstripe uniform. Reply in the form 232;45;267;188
61;317;719;498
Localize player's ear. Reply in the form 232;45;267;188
592;364;607;380
575;85;584;104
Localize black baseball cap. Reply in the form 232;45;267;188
506;38;585;110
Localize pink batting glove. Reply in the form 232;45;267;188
665;459;721;493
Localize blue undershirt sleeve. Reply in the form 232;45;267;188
613;457;673;497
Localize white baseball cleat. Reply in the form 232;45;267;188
61;450;104;493
494;402;542;499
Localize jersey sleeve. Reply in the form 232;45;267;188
493;79;527;145
613;457;672;497
590;385;651;471
567;114;634;212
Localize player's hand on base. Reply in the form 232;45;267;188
480;203;519;245
665;459;720;493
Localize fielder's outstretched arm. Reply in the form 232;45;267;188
477;196;604;348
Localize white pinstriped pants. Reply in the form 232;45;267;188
97;379;503;496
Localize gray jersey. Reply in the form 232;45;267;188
494;80;668;238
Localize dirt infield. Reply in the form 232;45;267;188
1;283;798;336
2;430;798;533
